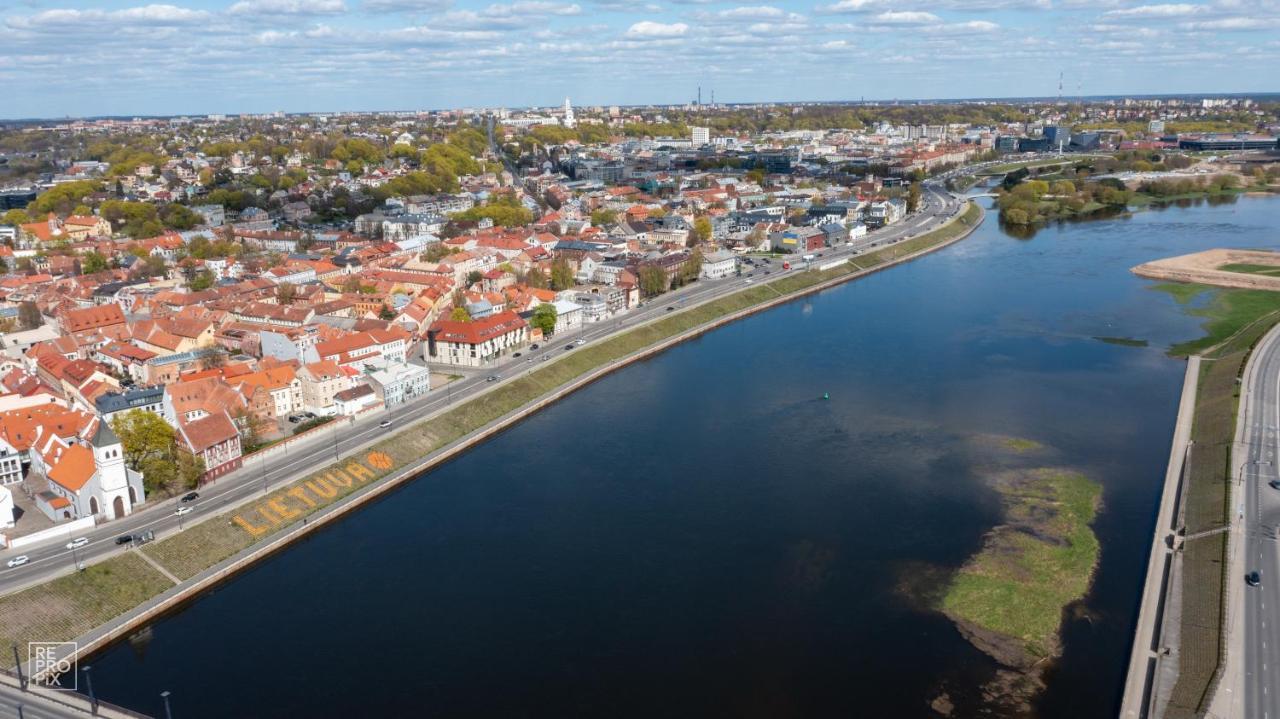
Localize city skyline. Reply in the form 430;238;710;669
0;0;1278;119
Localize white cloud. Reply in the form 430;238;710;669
6;4;212;29
1180;16;1280;29
717;5;786;19
361;0;453;10
924;19;1000;32
229;0;348;16
1104;3;1204;17
625;20;689;36
871;10;940;23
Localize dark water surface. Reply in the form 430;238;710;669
84;197;1280;718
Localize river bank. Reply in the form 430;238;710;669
0;202;985;673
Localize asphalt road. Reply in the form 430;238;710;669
0;183;963;596
1242;326;1280;719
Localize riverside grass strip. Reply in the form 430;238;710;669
1166;305;1280;717
0;554;172;658
0;202;981;666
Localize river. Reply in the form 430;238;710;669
81;195;1280;718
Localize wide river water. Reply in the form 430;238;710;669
83;195;1280;717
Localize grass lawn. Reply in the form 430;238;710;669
940;470;1101;660
0;554;173;662
1218;262;1280;277
1168;288;1280;357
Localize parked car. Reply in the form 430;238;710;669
513;352;522;358
288;415;301;423
302;412;317;419
666;306;675;312
6;556;29;568
1270;479;1280;490
66;537;89;550
1247;570;1262;587
115;535;134;546
575;339;586;346
379;420;392;429
530;343;540;350
175;507;192;517
182;492;200;503
564;344;575;351
487;375;499;382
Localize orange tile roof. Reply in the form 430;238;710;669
46;443;95;492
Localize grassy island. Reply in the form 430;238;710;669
940;469;1102;663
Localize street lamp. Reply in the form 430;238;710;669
160;690;173;719
83;665;97;714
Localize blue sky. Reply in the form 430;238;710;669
0;0;1276;118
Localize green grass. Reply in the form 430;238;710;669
1167;288;1280;357
1165;298;1280;716
1151;282;1213;305
1218;262;1280;277
1003;437;1044;452
939;470;1101;660
0;554;173;663
1093;336;1149;347
978;158;1075;176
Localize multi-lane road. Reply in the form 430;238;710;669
0;183;965;597
1235;323;1280;719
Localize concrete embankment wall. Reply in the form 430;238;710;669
65;204;987;667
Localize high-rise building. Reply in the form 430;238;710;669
691;126;710;145
1148;120;1165;134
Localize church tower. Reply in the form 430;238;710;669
563;97;575;129
91;419;133;520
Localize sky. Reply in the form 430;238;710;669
0;0;1277;118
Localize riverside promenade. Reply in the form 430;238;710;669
1120;355;1201;718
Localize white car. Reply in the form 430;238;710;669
6;556;29;568
575;339;586;346
175;506;193;516
379;420;392;429
66;537;89;550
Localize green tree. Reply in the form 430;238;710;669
379;304;396;320
71;204;93;217
591;208;618;226
450;306;472;322
276;282;296;305
747;168;766;185
2;209;31;226
190;269;215;291
639;265;668;296
525;267;549;289
80;250;109;274
18;301;42;330
550;258;575;290
176;449;206;490
466;270;484;286
906;183;922;213
691;216;712;245
531;302;558;336
112;409;180;493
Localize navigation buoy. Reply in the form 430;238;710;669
823;392;829;400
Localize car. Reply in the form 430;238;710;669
182;491;200;502
487;375;499;382
530;343;540;350
564;344;575;351
513;352;522;358
288;415;301;423
175;507;192;517
66;537;89;550
745;279;754;284
115;535;134;546
379;420;392;429
302;412;317;419
575;339;586;346
764;270;772;275
1270;480;1280;490
6;556;29;568
666;306;675;312
1247;570;1262;586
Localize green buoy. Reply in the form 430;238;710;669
823;392;829;400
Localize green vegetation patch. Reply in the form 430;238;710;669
0;554;173;664
854;202;981;269
1150;282;1213;305
1218;262;1280;277
1168;287;1280;357
1093;336;1149;347
1166;303;1280;716
940;469;1101;661
1003;437;1044;452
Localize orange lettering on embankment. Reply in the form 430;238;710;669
231;456;387;538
